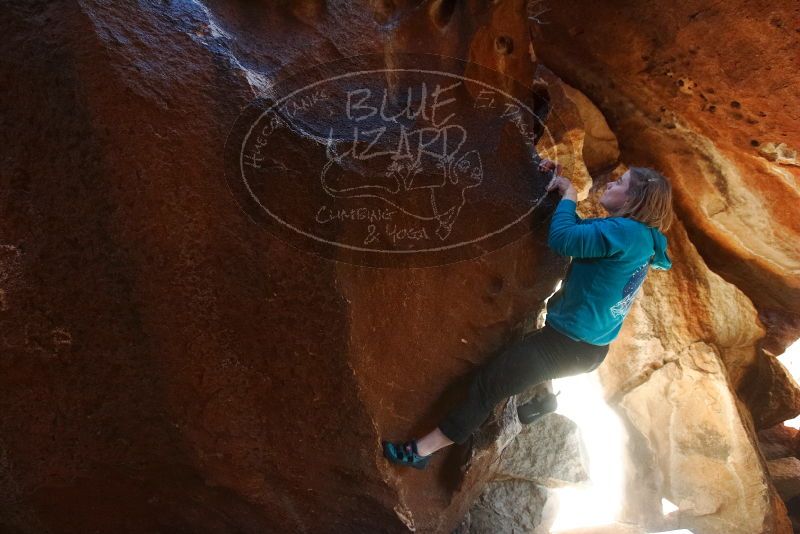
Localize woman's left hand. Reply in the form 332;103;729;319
546;175;576;196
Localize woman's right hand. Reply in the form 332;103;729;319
539;158;575;196
546;175;576;195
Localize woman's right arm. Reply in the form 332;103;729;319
539;159;619;258
539;158;577;202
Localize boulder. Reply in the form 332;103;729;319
767;457;800;502
758;424;799;460
467;480;556;534
495;412;590;487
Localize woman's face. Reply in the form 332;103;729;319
601;171;631;214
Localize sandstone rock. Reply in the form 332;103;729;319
529;0;800;358
593;212;794;533
1;0;567;532
531;66;595;202
616;342;767;533
467;479;556;534
466;409;590;533
758;143;799;167
560;83;621;175
495;412;590;487
785;496;800;533
759;441;795;462
767;457;800;502
1;0;798;533
739;351;800;429
759;309;800;359
582;198;768;399
532;1;800;530
758;424;800;460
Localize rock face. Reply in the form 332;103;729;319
468;479;554;534
768;457;800;502
466;412;587;533
494;412;590;487
0;1;798;533
527;2;800;532
576;186;794;533
528;0;800;356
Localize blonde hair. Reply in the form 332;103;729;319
614;167;674;233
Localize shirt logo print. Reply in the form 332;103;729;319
610;262;649;319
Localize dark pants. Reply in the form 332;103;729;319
438;323;610;445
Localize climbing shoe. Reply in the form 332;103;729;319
517;391;559;425
382;440;430;470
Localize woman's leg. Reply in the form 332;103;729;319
415;427;453;457
420;325;608;453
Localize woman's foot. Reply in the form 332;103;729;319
382;440;430;470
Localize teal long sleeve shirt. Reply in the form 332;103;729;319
545;198;672;345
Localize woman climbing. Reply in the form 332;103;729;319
382;158;674;469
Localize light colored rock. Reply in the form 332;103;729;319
758;142;799;167
617;342;768;534
533;66;595;202
589;215;791;534
467;410;585;532
496;412;590;487
561;82;621;174
592;212;766;400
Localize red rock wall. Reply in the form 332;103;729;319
0;2;400;532
0;1;556;532
1;1;798;533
